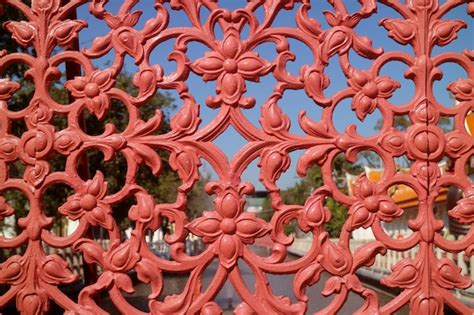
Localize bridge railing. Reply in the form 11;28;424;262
289;236;474;293
43;238;204;279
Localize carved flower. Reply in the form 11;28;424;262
430;19;466;47
104;239;141;272
411;294;443;315
188;211;269;268
4;21;36;47
298;187;331;232
187;186;270;268
59;172;113;229
24;161;50;188
434;258;471;289
0;78;21;100
348;69;400;120
381;258;421;288
40;254;78;285
17;291;48;315
0;135;18;162
128;192;159;229
380;18;417;45
346;174;403;230
0;255;25;284
50;20;87;47
65;69;115;119
448;189;474;224
318;236;352;276
192;27;271;108
445;130;472;158
32;0;60;15
448;78;474;101
54;129;82;155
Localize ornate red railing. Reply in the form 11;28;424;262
0;0;473;314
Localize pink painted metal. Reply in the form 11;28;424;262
0;0;473;314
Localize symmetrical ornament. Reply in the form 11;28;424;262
0;0;473;314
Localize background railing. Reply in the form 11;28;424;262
43;238;204;279
289;236;474;299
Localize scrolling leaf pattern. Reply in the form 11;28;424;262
0;0;473;314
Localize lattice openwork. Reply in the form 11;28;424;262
0;0;473;314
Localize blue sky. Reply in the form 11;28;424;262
75;1;474;190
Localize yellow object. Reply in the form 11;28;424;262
465;112;474;135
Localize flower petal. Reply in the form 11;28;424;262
187;211;222;242
434;258;471;289
65;77;87;96
347;203;373;230
236;212;270;243
218;73;244;105
221;30;241;59
237;52;268;80
218;234;240;269
0;79;21;101
192;52;224;81
86;171;107;197
41;255;78;284
376;76;400;98
91;69;115;89
88;206;113;230
377;197;403;221
87;94;110;120
58;196;83;220
449;193;474;224
352;92;376;121
381;258;420;288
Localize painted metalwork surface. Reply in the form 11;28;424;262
0;0;473;314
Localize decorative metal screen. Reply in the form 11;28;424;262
0;0;473;314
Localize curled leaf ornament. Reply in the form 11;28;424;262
4;21;36;47
448;190;474;224
381;258;420;288
0;79;21;100
434;258;471;289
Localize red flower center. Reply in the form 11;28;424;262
80;194;97;211
223;59;238;73
220;218;237;234
84;83;100;98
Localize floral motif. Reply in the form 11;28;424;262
0;78;21;101
3;21;36;47
50;20;87;47
298;187;331;231
346;174;403;230
59;172;113;229
348;69;400;120
381;257;421;288
0;135;19;162
448;189;474;224
380;19;417;45
187;185;270;268
448;78;474;101
188;210;269;268
192;27;272;108
434;258;471;289
65;69;115;119
0;0;472;313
